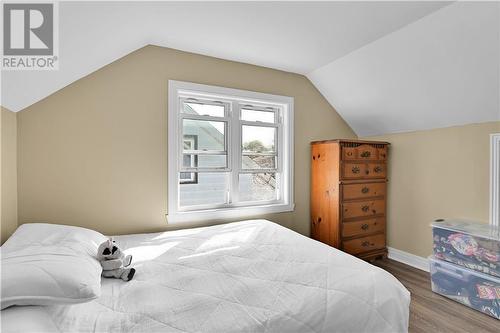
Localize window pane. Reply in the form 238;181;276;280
179;172;228;207
183;153;196;168
183;102;225;117
183;120;225;151
180;172;197;184
241;109;275;123
242;125;276;153
239;173;277;202
182;154;227;169
242;155;276;169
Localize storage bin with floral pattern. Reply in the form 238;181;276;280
430;256;500;320
432;219;500;278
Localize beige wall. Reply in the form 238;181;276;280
366;121;500;258
1;107;18;244
17;45;355;236
10;45;498;259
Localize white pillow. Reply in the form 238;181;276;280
1;223;107;309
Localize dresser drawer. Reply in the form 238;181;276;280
342;182;386;200
343;234;385;255
342;217;385;238
342;199;385;219
342;144;378;161
342;162;386;179
342;144;388;161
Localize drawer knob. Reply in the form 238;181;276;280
361;224;369;230
360;151;371;158
374;166;383;173
361;241;370;247
361;205;370;212
352;166;360;174
361;187;369;194
312;156;315;160
317;217;322;223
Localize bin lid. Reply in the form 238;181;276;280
431;218;500;241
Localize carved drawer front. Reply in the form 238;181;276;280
342;183;386;200
343;144;382;161
342;199;385;219
342;218;385;238
356;144;378;160
343;234;385;255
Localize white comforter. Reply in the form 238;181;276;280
1;220;410;333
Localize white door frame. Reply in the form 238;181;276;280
490;133;500;226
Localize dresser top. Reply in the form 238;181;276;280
311;139;390;145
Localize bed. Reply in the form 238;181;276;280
1;219;410;332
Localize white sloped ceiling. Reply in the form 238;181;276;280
3;1;499;137
1;1;448;114
308;1;500;136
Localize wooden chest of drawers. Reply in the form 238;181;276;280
310;139;389;260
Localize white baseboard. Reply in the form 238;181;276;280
387;247;429;272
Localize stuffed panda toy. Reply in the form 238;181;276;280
97;239;136;281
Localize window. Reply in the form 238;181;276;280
168;81;294;222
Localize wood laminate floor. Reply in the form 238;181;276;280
373;259;499;333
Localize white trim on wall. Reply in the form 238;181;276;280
490;133;500;227
387;247;429;272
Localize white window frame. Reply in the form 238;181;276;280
168;80;294;223
490;133;500;226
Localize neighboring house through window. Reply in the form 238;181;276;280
180;135;198;184
168;80;294;222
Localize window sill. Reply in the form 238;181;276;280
167;203;295;224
